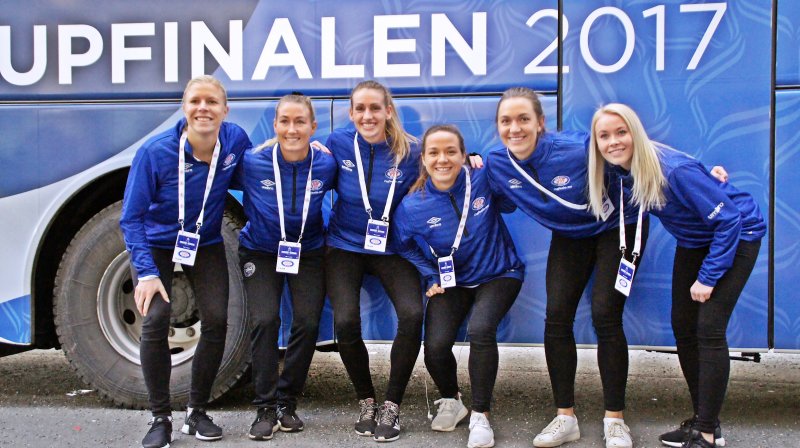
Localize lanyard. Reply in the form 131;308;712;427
430;167;472;257
353;133;398;221
178;131;221;232
273;144;314;243
506;148;588;211
618;178;644;262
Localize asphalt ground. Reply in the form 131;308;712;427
0;346;798;447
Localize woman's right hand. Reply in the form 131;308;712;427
426;283;446;297
134;277;170;316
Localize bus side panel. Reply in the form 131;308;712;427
773;91;800;351
777;0;800;86
561;1;772;348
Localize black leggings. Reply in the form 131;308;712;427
239;247;325;410
544;219;649;412
325;247;424;405
132;243;229;416
671;240;761;434
424;277;522;413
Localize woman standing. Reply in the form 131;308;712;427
236;94;337;440
587;103;765;448
324;80;423;442
120;75;251;448
393;125;524;448
484;87;647;448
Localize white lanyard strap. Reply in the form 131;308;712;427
506;148;588;211
618;178;644;261
178;131;221;231
273;144;315;243
430;167;471;257
353;133;398;221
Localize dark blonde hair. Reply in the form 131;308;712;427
350;80;417;165
409;124;466;193
182;75;227;105
255;93;316;152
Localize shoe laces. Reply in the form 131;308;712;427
606;421;630;440
541;416;568;436
254;407;277;424
469;413;490;430
148;415;171;429
358;399;378;422
190;408;213;424
377;402;399;426
278;404;298;420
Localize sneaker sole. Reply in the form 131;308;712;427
661;437;725;448
374;435;400;442
279;423;304;433
533;431;581;448
431;407;469;432
180;424;223;441
467;438;495;448
355;429;375;436
248;423;279;441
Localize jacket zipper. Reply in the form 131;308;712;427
448;193;468;237
526;163;549;203
366;144;375;195
291;166;297;213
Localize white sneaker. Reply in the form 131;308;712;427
533;414;581;447
431;394;469;432
467;412;494;448
604;418;633;448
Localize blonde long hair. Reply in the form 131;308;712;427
351;80;417;165
254;93;316;153
587;103;666;219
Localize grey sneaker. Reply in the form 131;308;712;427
277;403;304;432
430;394;469;432
533;414;581;447
249;407;279;441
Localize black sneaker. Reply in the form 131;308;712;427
249;407;279;441
373;401;401;442
660;417;725;447
354;398;378;436
681;429;717;448
181;407;223;441
142;415;172;448
278;403;304;432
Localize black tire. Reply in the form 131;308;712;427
53;200;250;409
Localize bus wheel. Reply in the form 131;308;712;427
53;200;250;409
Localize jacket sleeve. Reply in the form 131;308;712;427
391;204;439;289
669;164;743;286
120;147;160;278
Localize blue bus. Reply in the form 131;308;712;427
1;0;797;408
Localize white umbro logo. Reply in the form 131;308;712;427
184;162;193;171
427;217;441;225
260;179;275;189
508;178;522;185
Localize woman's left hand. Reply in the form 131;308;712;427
710;165;728;183
468;154;484;169
690;280;714;303
311;140;331;154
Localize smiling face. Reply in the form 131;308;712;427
497;97;545;160
594;112;634;170
349;87;392;144
274;100;317;161
422;130;466;191
182;82;229;139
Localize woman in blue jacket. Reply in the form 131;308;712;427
393;124;524;448
120;75;252;448
484;87;646;448
236;93;337;441
587;103;765;448
324;80;423;442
